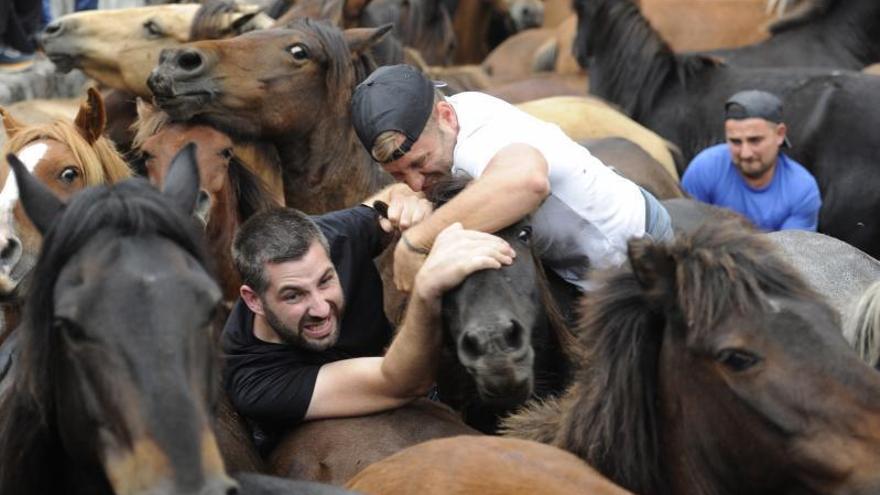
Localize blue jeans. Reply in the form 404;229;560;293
640;187;673;241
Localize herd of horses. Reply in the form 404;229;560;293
1;0;880;493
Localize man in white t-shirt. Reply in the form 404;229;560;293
351;64;672;292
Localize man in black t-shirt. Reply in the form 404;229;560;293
222;185;515;450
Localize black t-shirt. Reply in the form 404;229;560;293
221;206;393;444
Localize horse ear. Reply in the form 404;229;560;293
6;153;65;235
162;142;201;214
628;236;676;302
344;24;392;55
0;107;25;138
74;87;107;145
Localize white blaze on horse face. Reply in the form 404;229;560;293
0;142;48;232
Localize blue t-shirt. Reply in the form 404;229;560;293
682;144;821;232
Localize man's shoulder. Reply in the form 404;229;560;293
780;154;818;184
688;143;730;168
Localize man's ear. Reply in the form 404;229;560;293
436;101;458;133
240;285;265;317
776;122;787;146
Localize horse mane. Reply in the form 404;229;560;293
553;221;823;494
189;0;240;41
574;0;718;119
365;0;453;55
0;179;211;493
1;120;131;186
227;154;276;221
767;0;835;33
843;279;880;369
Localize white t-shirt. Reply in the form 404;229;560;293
449;92;646;289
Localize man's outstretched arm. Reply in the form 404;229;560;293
303;223;515;420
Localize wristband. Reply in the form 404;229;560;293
401;234;430;255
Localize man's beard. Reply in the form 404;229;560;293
263;302;340;352
735;158;775;180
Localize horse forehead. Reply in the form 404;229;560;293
707;296;840;349
0;141;50;213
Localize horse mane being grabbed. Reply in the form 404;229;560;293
503;219;824;494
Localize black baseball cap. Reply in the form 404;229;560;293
724;90;791;147
351;64;444;163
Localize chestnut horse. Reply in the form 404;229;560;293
346;436;632;495
269;398;477;485
149;20;393;213
503;219;880;494
132;102;279;303
0;89;131;343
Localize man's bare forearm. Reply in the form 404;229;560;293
378;289;442;397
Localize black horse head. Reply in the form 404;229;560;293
429;176;575;432
0;145;236;495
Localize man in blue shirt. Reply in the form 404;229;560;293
682;90;821;232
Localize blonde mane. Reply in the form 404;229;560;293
1;120;131;186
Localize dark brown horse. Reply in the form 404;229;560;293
430;177;579;433
573;0;880;259
503;219;880;494
707;0;880;70
148;20;392;213
0;148;233;495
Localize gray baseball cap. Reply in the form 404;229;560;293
724;90;791;148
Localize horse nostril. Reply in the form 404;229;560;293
177;50;204;72
503;320;524;350
0;237;22;267
460;332;484;361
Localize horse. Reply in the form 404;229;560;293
429;177;579;433
268;398;478;485
0;88;131;343
845;280;880;369
149;19;393;213
39;2;271;97
345;436;632;495
0;145;232;495
0;146;357;495
572;0;880;259
449;0;545;64
357;0;456;66
706;0;880;70
132;101;280;304
502;219;880;494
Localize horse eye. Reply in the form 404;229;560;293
716;348;761;372
143;20;164;37
517;226;532;243
288;44;309;61
58;166;80;184
55;317;87;342
220;148;234;160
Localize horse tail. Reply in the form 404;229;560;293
843;280;880;368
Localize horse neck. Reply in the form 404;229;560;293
452;0;492;63
823;0;880;65
582;0;687;120
205;183;241;303
274;113;391;214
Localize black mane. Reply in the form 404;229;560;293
573;0;717;119
228;154;277;221
0;179;212;493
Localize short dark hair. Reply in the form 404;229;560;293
232;208;329;294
